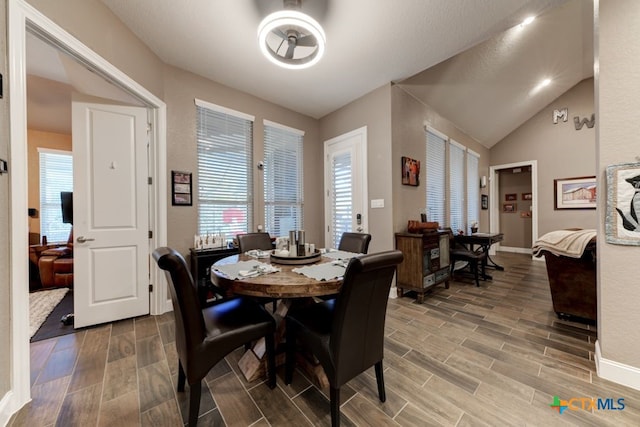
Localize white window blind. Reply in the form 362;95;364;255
449;141;465;233
39;149;73;243
331;150;352;248
263;121;304;237
467;150;480;233
196;101;254;238
425;128;446;226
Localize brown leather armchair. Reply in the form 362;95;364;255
337;232;371;254
37;229;74;288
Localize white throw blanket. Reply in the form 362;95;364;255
532;229;596;258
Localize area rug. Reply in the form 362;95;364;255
29;288;69;339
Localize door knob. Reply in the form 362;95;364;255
76;236;95;243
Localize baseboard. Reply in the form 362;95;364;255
498;246;532;255
595;340;640;391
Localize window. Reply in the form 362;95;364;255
467;150;480;233
425;128;446;225
329;150;353;248
449;140;465;233
196;99;254;237
263;120;304;236
425;127;480;232
39;148;73;242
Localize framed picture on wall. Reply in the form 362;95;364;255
505;193;517;201
401;156;420;186
554;176;596;209
172;170;193;206
605;162;640;245
481;194;488;210
503;203;517;213
522;192;532;200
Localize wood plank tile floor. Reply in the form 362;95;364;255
10;252;640;426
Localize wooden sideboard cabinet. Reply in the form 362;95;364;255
395;231;450;303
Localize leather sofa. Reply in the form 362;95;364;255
540;235;597;324
36;229;74;288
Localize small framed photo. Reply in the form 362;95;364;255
554;176;596;209
520;211;532;218
505;193;517;201
522;192;532;201
606;162;640;245
401;156;420;186
503;203;517;213
172;170;192;206
481;194;488;210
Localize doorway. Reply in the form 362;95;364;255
323;127;368;248
8;0;167;410
489;160;538;256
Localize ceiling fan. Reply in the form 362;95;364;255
257;0;326;69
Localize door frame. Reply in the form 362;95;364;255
323;126;369;248
6;0;167;414
488;160;538;256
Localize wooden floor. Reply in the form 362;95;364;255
10;252;640;426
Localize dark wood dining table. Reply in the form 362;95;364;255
454;232;505;277
210;253;345;387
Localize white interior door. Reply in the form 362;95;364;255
72;95;150;328
324;127;368;248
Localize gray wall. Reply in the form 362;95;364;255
597;0;640;372
1;0;10;400
498;168;532;248
391;85;491;234
491;78;597;236
319;84;394;253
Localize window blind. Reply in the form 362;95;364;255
263;121;304;237
449;141;465;233
331;150;352;248
39;149;73;243
425;128;446;226
467;150;480;233
196;101;254;238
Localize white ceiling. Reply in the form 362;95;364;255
27;0;593;148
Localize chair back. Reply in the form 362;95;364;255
152;247;206;369
237;232;273;252
338;232;371;254
330;250;403;386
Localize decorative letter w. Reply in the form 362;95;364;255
574;114;596;130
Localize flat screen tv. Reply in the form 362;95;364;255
61;191;73;224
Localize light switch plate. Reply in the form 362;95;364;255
370;199;384;208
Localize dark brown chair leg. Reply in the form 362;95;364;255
285;320;295;385
330;386;340;427
188;380;202;426
472;261;480;287
265;332;276;389
374;361;386;402
177;360;186;392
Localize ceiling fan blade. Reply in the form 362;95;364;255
271;28;288;40
285;42;296;59
296;34;316;47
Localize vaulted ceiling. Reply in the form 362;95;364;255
27;0;593;148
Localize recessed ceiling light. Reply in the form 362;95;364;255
521;16;536;27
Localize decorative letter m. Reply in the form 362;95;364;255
553;108;568;124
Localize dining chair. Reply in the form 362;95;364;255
337;232;371;254
152;247;276;426
445;228;487;287
237;232;273;253
285;250;404;427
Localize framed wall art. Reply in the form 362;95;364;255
172;170;192;206
553;176;596;210
505;193;517;201
401;156;420;186
481;194;488;210
503;203;517;213
522;192;532;201
606;162;640;245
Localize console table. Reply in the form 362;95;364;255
395;231;450;303
188;246;239;304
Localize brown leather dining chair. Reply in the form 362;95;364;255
337;232;371;253
445;228;487;287
152;247;276;426
285;250;404;427
237;232;273;253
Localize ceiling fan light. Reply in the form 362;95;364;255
258;10;326;70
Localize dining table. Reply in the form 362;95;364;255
210;250;356;387
454;232;505;279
